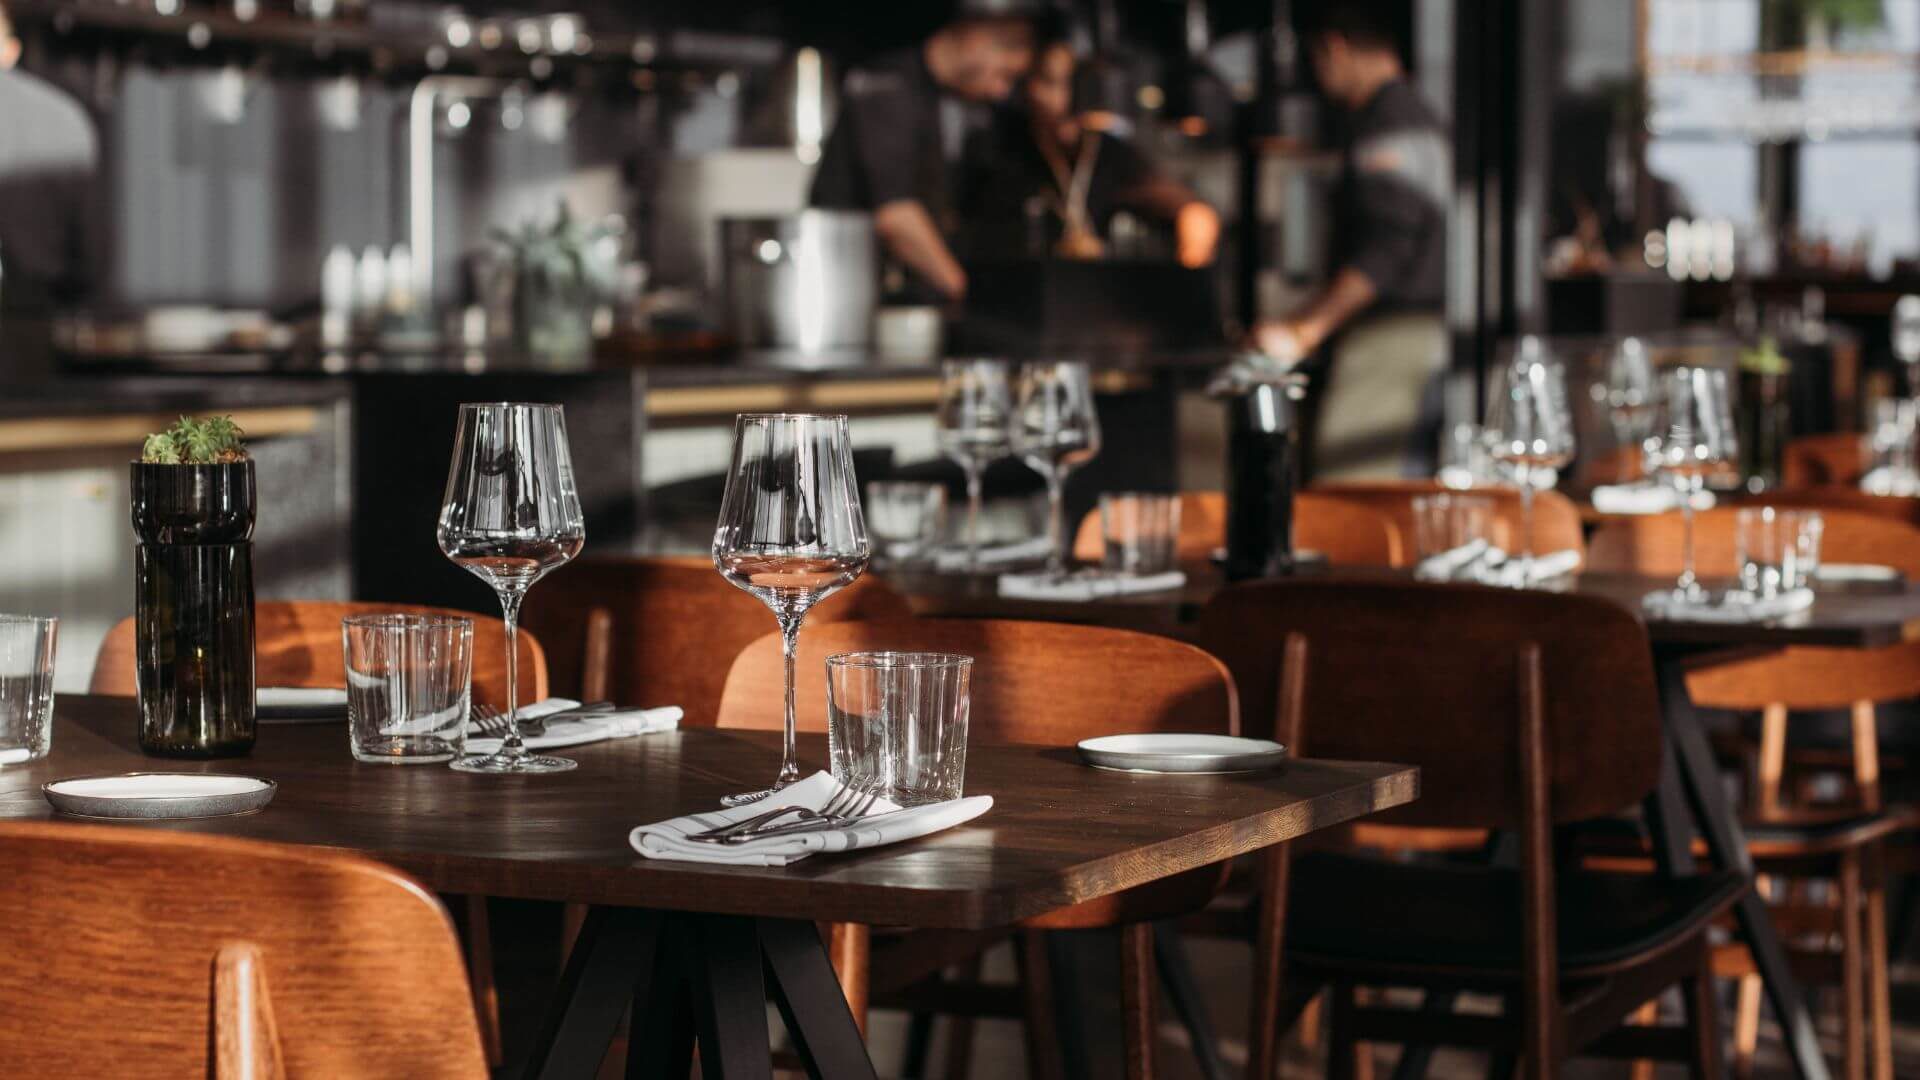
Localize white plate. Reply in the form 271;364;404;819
43;773;277;819
258;686;348;722
1077;733;1288;774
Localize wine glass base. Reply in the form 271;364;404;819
720;778;799;807
451;752;578;774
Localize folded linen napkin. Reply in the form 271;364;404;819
930;536;1052;572
1642;588;1814;624
997;569;1187;601
1860;466;1920;497
1414;539;1496;581
631;771;993;867
1814;563;1902;584
1416;545;1579;585
1476;549;1582;586
465;698;681;754
1589;484;1717;516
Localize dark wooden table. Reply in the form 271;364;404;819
3;696;1417;1079
884;564;1920;1080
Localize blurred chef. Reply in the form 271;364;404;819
0;1;99;318
964;38;1220;267
1254;3;1447;479
808;4;1043;303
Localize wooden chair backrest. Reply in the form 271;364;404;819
0;821;486;1079
90;600;546;711
1740;486;1920;528
1195;579;1661;829
520;555;910;723
1308;480;1587;566
1587;505;1920;580
716;617;1238;745
1069;491;1405;567
1782;433;1870;488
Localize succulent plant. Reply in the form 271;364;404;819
140;415;249;465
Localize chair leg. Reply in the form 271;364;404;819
898;1011;935;1079
1731;974;1762;1080
1681;944;1724;1080
1840;851;1867;1080
1015;932;1061;1080
1120;922;1157;1080
1627;998;1659;1080
1325;982;1358;1080
826;922;871;1036
1865;846;1894;1080
1152;923;1226;1080
463;894;503;1068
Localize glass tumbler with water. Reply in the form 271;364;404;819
1100;493;1181;575
343;614;473;764
826;652;973;807
1735;509;1823;600
0;615;57;765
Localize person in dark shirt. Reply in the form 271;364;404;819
809;13;1039;302
0;0;99;315
1253;4;1449;478
961;39;1220;267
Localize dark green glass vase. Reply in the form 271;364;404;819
130;461;257;757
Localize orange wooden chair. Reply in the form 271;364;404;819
91;600;545;710
520;554;908;719
717;617;1239;1079
1071;490;1406;567
1198;580;1741;1080
0;821;487;1078
1748;487;1920;529
1782;433;1871;489
1310;479;1587;566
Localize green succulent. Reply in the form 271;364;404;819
140;415;249;465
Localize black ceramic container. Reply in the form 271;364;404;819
1225;380;1301;581
130;460;257;757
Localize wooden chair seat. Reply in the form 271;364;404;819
0;821;487;1079
1307;479;1587;566
1286;852;1745;980
1070;490;1407;567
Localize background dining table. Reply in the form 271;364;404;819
2;695;1418;1079
884;561;1920;1080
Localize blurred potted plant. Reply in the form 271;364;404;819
492;200;619;365
130;415;256;757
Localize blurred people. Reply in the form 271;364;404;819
809;9;1042;303
0;0;98;317
963;39;1220;267
1255;4;1447;479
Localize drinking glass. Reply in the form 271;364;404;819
1100;493;1181;575
1596;336;1656;470
826;651;972;806
1012;361;1102;578
343;614;473;764
1647;367;1739;600
1735;509;1823;600
934;360;1013;572
0;615;57;765
1410;494;1494;565
714;414;872;805
1484;339;1576;584
437;403;586;773
1867;399;1919;496
865;481;947;564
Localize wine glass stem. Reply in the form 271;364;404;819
965;466;984;571
498;588;527;756
777;612;803;789
1044;472;1066;578
1679;485;1698;593
1517;465;1535;578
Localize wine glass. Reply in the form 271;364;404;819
714;414;871;805
1012;361;1102;578
1484;339;1576;585
438;403;586;773
1647;366;1739;600
934;359;1013;572
1595;336;1655;477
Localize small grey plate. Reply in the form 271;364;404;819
43;773;277;819
1077;733;1288;775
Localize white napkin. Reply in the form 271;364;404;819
1643;588;1815;623
1417;545;1579;585
465;698;681;754
997;569;1187;601
0;748;33;766
1861;467;1920;497
931;536;1051;572
1815;563;1902;584
1414;539;1495;581
1589;484;1717;515
631;771;993;867
258;687;348;708
1476;549;1583;586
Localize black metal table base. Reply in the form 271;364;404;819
524;906;880;1080
1651;653;1831;1080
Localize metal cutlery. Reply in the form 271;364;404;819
469;700;617;738
683;787;883;845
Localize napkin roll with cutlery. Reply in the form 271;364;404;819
998;569;1187;601
632;771;993;867
1414;544;1581;584
465;698;681;754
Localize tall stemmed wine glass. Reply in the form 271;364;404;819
1012;361;1102;578
438;403;586;773
1485;339;1576;585
714;414;871;805
1596;336;1656;474
934;360;1013;572
1647;366;1739;601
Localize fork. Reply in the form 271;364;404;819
683;787;880;844
469;704;551;739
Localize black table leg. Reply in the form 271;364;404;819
525;906;662;1080
1654;653;1831;1080
627;917;693;1080
759;918;883;1080
684;914;774;1080
1153;922;1227;1080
